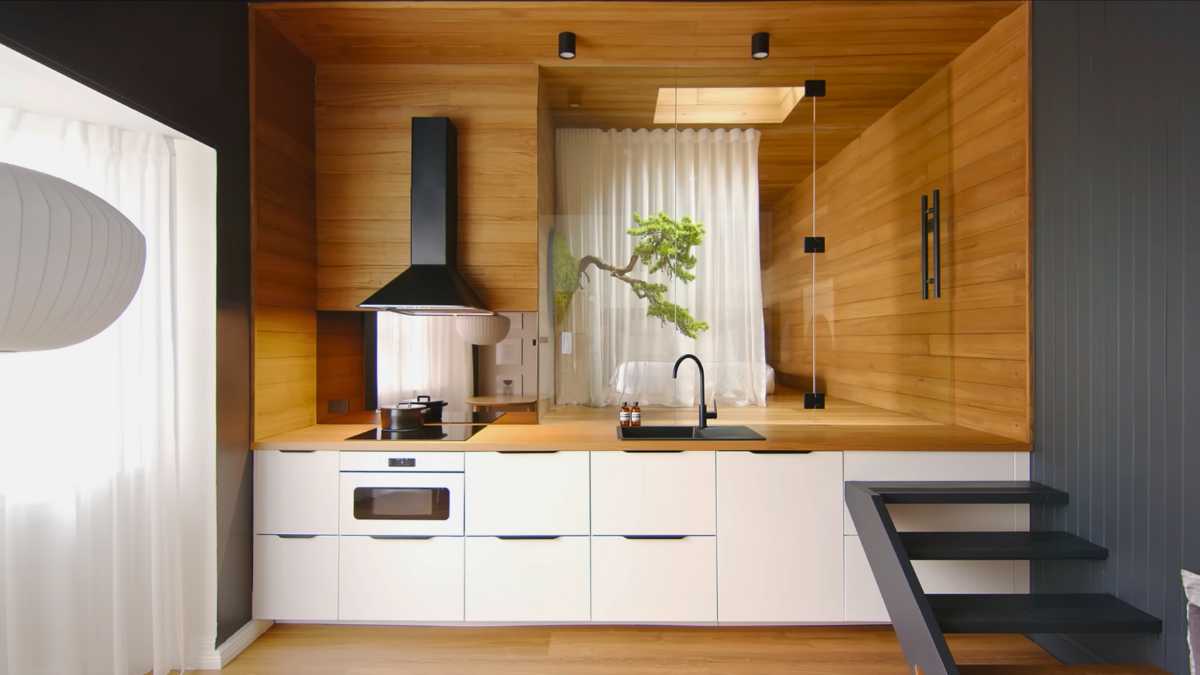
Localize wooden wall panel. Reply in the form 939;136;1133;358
252;15;317;440
316;311;365;423
315;64;540;311
763;4;1029;442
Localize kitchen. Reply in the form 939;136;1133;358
250;0;1044;657
0;1;1194;674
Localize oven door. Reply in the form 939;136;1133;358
340;473;464;536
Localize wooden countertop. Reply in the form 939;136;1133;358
253;396;1031;453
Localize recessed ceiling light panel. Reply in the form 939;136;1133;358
653;86;805;125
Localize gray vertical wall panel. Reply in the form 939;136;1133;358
1031;1;1200;672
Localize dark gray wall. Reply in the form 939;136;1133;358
1031;1;1200;672
0;1;254;645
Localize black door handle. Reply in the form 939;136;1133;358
921;193;930;299
931;189;941;299
920;190;942;300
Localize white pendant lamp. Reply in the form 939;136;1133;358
0;162;146;352
455;313;511;346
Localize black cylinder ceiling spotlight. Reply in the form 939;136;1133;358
751;32;770;60
558;31;577;60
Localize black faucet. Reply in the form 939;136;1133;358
672;353;718;429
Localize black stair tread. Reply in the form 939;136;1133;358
928;593;1161;634
847;481;1069;505
900;531;1107;560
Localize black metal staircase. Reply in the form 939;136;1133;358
845;481;1162;675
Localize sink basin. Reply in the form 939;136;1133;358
617;425;765;441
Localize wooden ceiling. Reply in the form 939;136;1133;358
255;0;1023;207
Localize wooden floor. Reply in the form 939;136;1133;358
203;624;1160;675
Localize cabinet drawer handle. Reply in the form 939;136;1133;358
275;534;318;539
498;450;560;454
368;535;434;540
496;535;562;540
749;450;813;455
279;449;316;453
621;450;684;454
621;535;688;540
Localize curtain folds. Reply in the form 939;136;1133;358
376;314;474;412
0;108;192;675
555;127;768;407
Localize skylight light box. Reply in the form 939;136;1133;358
653;86;806;125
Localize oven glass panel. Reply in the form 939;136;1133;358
353;487;450;520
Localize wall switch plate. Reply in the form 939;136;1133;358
560;331;573;354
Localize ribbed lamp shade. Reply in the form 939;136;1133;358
455;313;511;346
0;162;146;352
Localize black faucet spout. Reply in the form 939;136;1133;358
672;353;717;428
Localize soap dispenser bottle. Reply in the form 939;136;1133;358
631;401;642;427
619;402;631;428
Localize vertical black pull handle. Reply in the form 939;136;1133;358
932;189;941;299
920;194;930;299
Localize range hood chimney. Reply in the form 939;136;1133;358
358;117;491;316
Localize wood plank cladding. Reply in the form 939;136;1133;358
314;64;539;311
316;311;365;423
257;2;1020;67
252;15;318;441
763;4;1029;442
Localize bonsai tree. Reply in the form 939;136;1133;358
554;212;709;339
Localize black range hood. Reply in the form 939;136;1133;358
358;117;491;316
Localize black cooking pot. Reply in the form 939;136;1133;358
378;403;427;431
400;394;449;422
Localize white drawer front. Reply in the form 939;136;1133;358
591;451;715;536
843;452;1027;534
717;451;844;622
254;450;339;535
465;452;589;536
340;451;464;472
465;536;589;621
339;473;464;536
591;535;716;622
339;536;465;622
843;535;1015;623
253;535;338;621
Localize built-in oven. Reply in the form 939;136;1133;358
339;452;464;536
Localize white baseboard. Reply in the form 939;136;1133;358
214;619;273;668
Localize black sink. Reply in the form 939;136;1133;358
617;425;765;441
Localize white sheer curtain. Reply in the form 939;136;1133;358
377;314;473;409
0;108;207;675
555;128;768;407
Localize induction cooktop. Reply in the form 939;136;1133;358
345;424;487;442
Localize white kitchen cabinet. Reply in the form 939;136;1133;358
843;452;1029;534
253;534;338;621
465;452;589;536
716;451;843;622
254;450;339;535
339;536;465;622
843;535;1016;622
591;451;715;536
591;535;716;622
465;536;589;621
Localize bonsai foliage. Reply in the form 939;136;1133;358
555;212;709;339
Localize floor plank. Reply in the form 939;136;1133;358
211;624;1066;674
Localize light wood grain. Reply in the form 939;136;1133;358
763;4;1030;442
252;14;318;441
315;63;540;310
206;623;1109;675
256;1;1018;209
